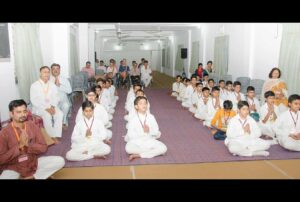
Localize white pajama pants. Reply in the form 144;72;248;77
66;143;111;161
227;139;270;157
0;156;65;179
125;139;167;158
278;137;300;151
39;109;63;138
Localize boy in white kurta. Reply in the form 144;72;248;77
97;79;114;115
125;84;142;112
177;78;187;102
76;88;112;139
204;86;224;128
182;76;197;109
30;66;63;143
50;63;72;128
218;80;227;101
228;81;246;111
273;94;300;151
140;60;152;87
125;96;167;161
190;82;203;114
171;75;183;98
246;86;261;122
194;87;210;120
225;101;271;157
258;91;279;142
223;81;233;101
66;101;111;161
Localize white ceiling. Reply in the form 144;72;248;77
90;23;201;42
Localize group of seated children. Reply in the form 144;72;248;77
66;78;119;161
171;75;300;156
124;83;167;161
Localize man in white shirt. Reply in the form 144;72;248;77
228;81;246;111
50;63;72;129
140;60;152;88
30;66;63;144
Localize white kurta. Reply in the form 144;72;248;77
76;102;112;133
0;156;65;179
100;88;114;114
204;97;224;127
273;110;300;151
141;65;152;87
182;85;195;109
125;112;167;158
126;87;134;103
258;103;279;139
225;114;271;157
30;79;63;138
194;96;209;120
50;76;72;125
108;85;118;107
228;92;246;111
177;85;187;101
219;88;228;101
66;116;111;161
189;91;202;114
247;97;261;114
172;82;181;97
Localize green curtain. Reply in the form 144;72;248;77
175;44;184;71
190;41;200;74
214;35;229;78
12;23;43;103
278;23;300;95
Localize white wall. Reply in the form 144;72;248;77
78;23;89;69
40;23;71;78
0;24;20;122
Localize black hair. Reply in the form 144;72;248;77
223;100;233;110
198;63;203;66
85;88;96;95
268;67;281;79
211;86;220;92
233;81;241;87
288;94;300;104
86;61;91;65
226;81;233;85
208;78;215;83
207;61;213;65
196;82;203;87
144;60;149;63
82;100;94;111
238;101;249;109
264;90;275;99
9;99;27;112
185;79;191;82
134;96;148;106
191;75;197;80
135;89;145;95
219;80;225;84
133;83;142;89
202;87;210;92
247;86;255;92
100;60;104;63
176;75;182;79
50;63;60;69
96;78;106;84
40;66;50;72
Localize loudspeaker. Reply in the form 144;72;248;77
181;48;187;59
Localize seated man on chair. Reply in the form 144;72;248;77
118;59;130;88
0;99;65;179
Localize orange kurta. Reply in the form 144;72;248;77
211;109;236;129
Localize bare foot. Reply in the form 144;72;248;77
104;140;112;145
94;155;107;159
52;138;61;144
129;154;141;161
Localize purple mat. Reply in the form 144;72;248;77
43;88;300;168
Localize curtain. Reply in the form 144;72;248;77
214;35;229;78
175;44;184;72
190;41;200;74
69;29;79;76
278;23;300;95
162;48;166;67
12;23;43;103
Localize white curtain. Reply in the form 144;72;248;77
12;23;43;103
190;41;200;74
214;35;229;78
175;44;184;71
278;23;300;95
69;29;79;76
